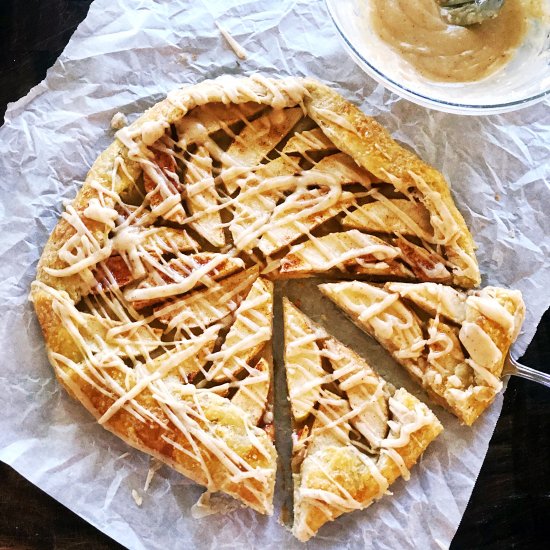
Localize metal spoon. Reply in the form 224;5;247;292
502;353;550;388
437;0;505;26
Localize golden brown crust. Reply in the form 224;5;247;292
377;389;444;485
293;447;384;542
33;287;83;363
73;367;275;513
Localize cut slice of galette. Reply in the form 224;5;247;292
319;281;525;425
283;299;443;541
32;271;276;514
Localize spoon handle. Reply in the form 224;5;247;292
508;356;550;389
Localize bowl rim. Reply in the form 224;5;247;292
325;0;550;115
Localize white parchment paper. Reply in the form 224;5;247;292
1;1;549;549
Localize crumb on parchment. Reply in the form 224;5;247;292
215;21;248;60
144;459;163;493
111;112;128;130
132;489;143;507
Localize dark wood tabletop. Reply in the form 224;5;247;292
1;1;549;549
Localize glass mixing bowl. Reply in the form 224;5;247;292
326;0;550;115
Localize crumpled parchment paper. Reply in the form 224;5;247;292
0;1;549;549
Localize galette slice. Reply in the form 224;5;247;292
283;299;443;541
319;281;525;425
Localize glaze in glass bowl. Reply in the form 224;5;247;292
326;0;550;115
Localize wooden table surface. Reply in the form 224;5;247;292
1;1;549;548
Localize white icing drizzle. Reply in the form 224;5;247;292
123;253;244;302
387;281;466;325
281;230;401;275
311;106;359;133
320;283;425;361
185;146;225;247
43;202;113;282
467;294;515;336
368;190;434;242
83;198;119;227
141;120;170;146
282;127;337;156
379;398;430;449
206;278;273;383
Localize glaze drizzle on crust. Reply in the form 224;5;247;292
283;299;442;542
31;75;480;519
320;281;525;426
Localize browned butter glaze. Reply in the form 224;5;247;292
369;0;533;82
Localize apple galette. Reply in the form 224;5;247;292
29;74;519;536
